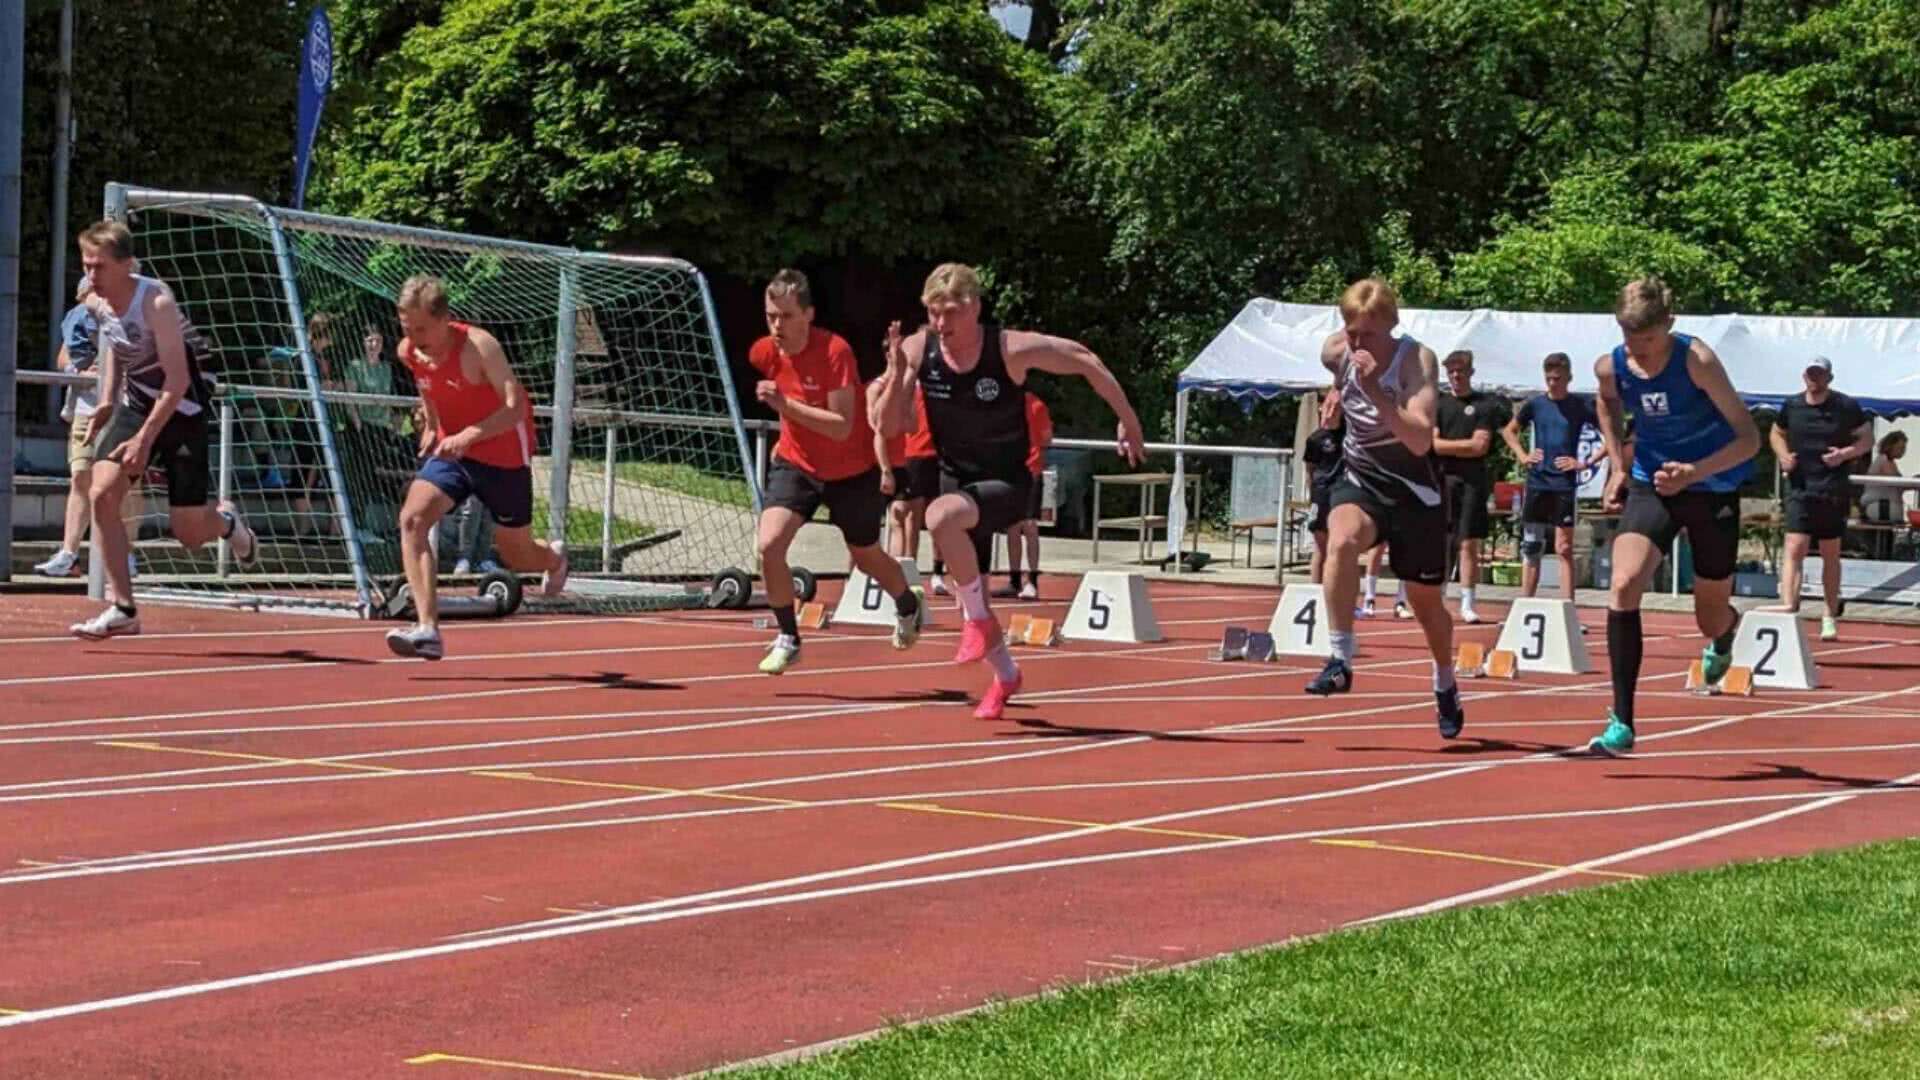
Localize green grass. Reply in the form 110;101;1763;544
737;839;1920;1079
530;500;652;549
574;459;755;510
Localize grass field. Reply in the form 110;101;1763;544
741;839;1920;1079
571;459;755;510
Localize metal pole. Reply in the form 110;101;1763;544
0;0;22;584
87;185;128;601
695;270;760;524
260;204;373;610
600;425;615;573
754;426;768;490
1169;388;1189;574
548;264;579;548
1276;450;1291;583
45;0;72;420
216;399;234;577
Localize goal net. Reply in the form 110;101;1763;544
105;184;760;616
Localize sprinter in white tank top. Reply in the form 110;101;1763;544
1304;278;1464;742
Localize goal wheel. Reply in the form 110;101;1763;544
479;571;524;617
790;566;818;603
708;567;754;609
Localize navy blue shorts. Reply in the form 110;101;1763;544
416;456;534;529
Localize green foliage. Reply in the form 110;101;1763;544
315;0;1055;276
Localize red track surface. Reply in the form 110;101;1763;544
3;578;1919;1078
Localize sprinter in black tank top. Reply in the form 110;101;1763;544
872;263;1147;721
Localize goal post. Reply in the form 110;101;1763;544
100;183;761;616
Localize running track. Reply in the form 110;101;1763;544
2;579;1918;1078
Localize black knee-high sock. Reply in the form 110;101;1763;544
773;603;799;639
1713;605;1736;655
1607;608;1643;728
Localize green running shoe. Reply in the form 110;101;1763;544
1586;713;1636;757
1701;641;1733;687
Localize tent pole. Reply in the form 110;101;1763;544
1169;388;1190;574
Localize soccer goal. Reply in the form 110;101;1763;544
100;183;761;617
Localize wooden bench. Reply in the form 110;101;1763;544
1227;516;1281;568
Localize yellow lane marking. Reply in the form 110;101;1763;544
1314;838;1644;881
0;1006;25;1016
875;800;1245;842
92;744;1635;881
466;771;808;807
95;741;405;774
405;1052;649;1078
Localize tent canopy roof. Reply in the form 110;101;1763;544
1178;300;1920;416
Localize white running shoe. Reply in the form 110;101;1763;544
453;558;473;575
1018;581;1039;601
543;544;570;597
220;501;260;568
385;624;445;661
892;588;926;650
1821;615;1839;642
479;558;503;573
759;634;801;675
1394;602;1413;620
34;549;79;577
71;605;140;640
931;576;948;596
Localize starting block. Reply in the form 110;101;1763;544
834;557;929;628
1485;649;1518;680
1005;613;1060;647
1686;660;1755;696
1491;598;1591;675
1063;571;1163;643
1207;627;1277;662
1454;641;1486;677
756;600;830;631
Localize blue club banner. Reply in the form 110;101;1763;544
294;8;333;209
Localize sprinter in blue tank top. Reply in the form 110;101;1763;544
1587;277;1760;757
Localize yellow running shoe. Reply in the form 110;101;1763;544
759;634;800;675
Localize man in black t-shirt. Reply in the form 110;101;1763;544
1768;356;1871;640
1432;350;1506;624
1303;392;1347;584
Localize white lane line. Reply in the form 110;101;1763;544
7;777;1917;1032
1356;759;1920;924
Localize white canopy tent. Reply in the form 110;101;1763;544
1163;299;1920;560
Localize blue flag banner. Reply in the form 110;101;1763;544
294;8;333;209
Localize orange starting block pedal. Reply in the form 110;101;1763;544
1484;649;1518;680
1006;613;1059;647
1455;642;1487;678
755;601;831;631
1687;659;1754;696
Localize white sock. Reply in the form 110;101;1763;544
986;643;1019;682
1433;662;1457;693
1461;587;1477;609
1395;582;1408;603
1363;576;1378;602
1330;630;1356;663
956;576;991;621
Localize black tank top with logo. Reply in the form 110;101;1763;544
919;324;1030;483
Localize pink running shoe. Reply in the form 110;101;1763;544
954;616;1003;665
974;669;1022;720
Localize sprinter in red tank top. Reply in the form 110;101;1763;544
385;274;567;661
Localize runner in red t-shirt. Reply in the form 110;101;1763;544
871;380;940;572
385;274;567;661
752;270;923;675
998;390;1053;600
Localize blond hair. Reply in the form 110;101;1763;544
765;268;812;309
1615;276;1674;332
921;263;982;305
78;220;135;261
1338;277;1399;325
397;274;451;318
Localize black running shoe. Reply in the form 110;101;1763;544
1305;655;1353;696
1436;684;1465;739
